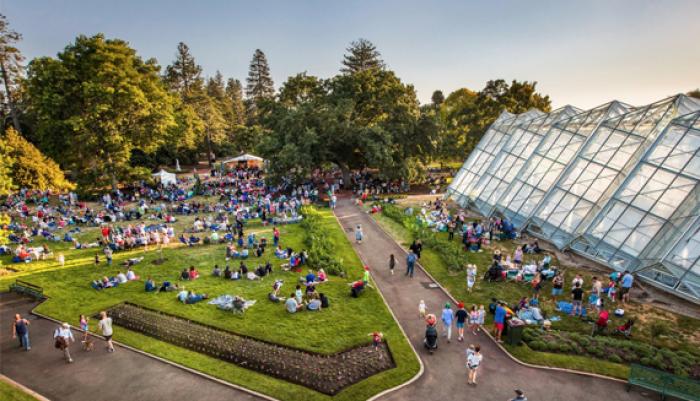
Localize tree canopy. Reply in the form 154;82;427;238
341;38;384;74
2;127;73;191
0;13;24;132
25;34;177;191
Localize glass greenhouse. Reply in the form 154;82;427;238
447;94;700;302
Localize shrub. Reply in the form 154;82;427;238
607;354;623;364
301;207;345;276
529;341;546;351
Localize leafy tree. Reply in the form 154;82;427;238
341;38;384;74
206;70;226;102
0;139;14;195
431;90;445;109
278;72;325;107
3;127;74;191
226;78;246;126
0;13;24;132
246;49;274;105
688;89;700;99
261;69;430;184
25;34;177;191
164;42;204;97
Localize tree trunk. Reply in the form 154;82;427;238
0;61;21;133
107;154;118;192
206;128;214;169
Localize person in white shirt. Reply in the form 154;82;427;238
97;311;114;352
54;322;75;363
116;271;128;283
466;345;483;385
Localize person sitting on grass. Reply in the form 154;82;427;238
116;271;128;284
188;266;199;280
158;281;178;292
350;280;365;298
177;288;188;303
224;265;232;279
126;267;139;281
305;269;317;284
274;246;287;259
212;265;222;277
145;277;157;292
102;276;118;288
318;269;327;282
285;293;302;313
268;291;286;303
255;244;264;258
185;290;208;304
91;279;103;290
319;292;329;308
306;293;322;311
240;247;249;259
210;231;220;243
180;268;190;280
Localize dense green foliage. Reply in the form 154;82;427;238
301;207;346;276
341;38;384;74
25;34;177;190
2;127;73;191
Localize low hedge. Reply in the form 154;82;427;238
522;327;700;378
301;207;346;276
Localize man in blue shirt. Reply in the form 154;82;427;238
285;294;301;313
406;250;417;278
621;271;634;304
494;302;507;343
441;303;454;343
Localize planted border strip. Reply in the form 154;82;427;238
106;303;395;395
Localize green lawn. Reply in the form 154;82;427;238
0;207;419;401
368;203;700;378
0;379;39;401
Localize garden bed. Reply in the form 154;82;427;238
106;303;395;395
522;327;700;379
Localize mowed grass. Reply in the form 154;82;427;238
367;206;700;377
0;380;39;401
0;208;419;401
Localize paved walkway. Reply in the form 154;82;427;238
0;292;260;401
334;198;651;401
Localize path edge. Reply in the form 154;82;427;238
29;308;279;401
0;373;52;401
331;208;426;401
361;203;628;385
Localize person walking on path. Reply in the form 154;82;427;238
510;389;527;400
12;314;31;351
466;344;482;385
388;254;395;275
97;311;115;353
406;250;417;278
355;224;364;244
441;303;453;343
466;264;477;292
455;303;468;341
54;322;75;363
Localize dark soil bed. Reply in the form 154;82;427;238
106;303;395;395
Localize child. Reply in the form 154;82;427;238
355;225;363;244
80;314;94;351
607;280;617;303
58;253;65;266
295;285;303;304
469;305;479;335
389;254;395;275
369;331;383;351
94;253;100;266
477;305;485;332
418;300;427;318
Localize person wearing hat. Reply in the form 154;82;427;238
362;266;370;285
441;302;454;342
510;389;527;400
54;322;75;363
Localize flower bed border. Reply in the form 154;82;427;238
105;302;395;395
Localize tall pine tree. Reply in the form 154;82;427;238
226;78;246;126
206;70;226;102
165;42;203;97
0;13;24;132
245;49;274;103
341;38;384;74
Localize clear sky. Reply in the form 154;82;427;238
2;0;699;108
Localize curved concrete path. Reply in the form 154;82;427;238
334;198;652;401
0;292;261;401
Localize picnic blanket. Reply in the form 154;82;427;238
208;294;256;312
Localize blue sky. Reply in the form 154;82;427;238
3;0;699;108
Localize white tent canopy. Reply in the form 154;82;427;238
152;169;177;186
222;153;264;163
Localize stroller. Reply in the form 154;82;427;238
424;324;438;353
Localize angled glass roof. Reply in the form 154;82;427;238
655;213;700;300
469;106;581;216
498;101;631;228
448;110;521;205
528;95;700;248
570;111;700;275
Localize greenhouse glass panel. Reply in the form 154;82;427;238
471;106;580;216
501;101;631;228
571;110;700;275
529;95;700;248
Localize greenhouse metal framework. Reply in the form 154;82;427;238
447;94;700;303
